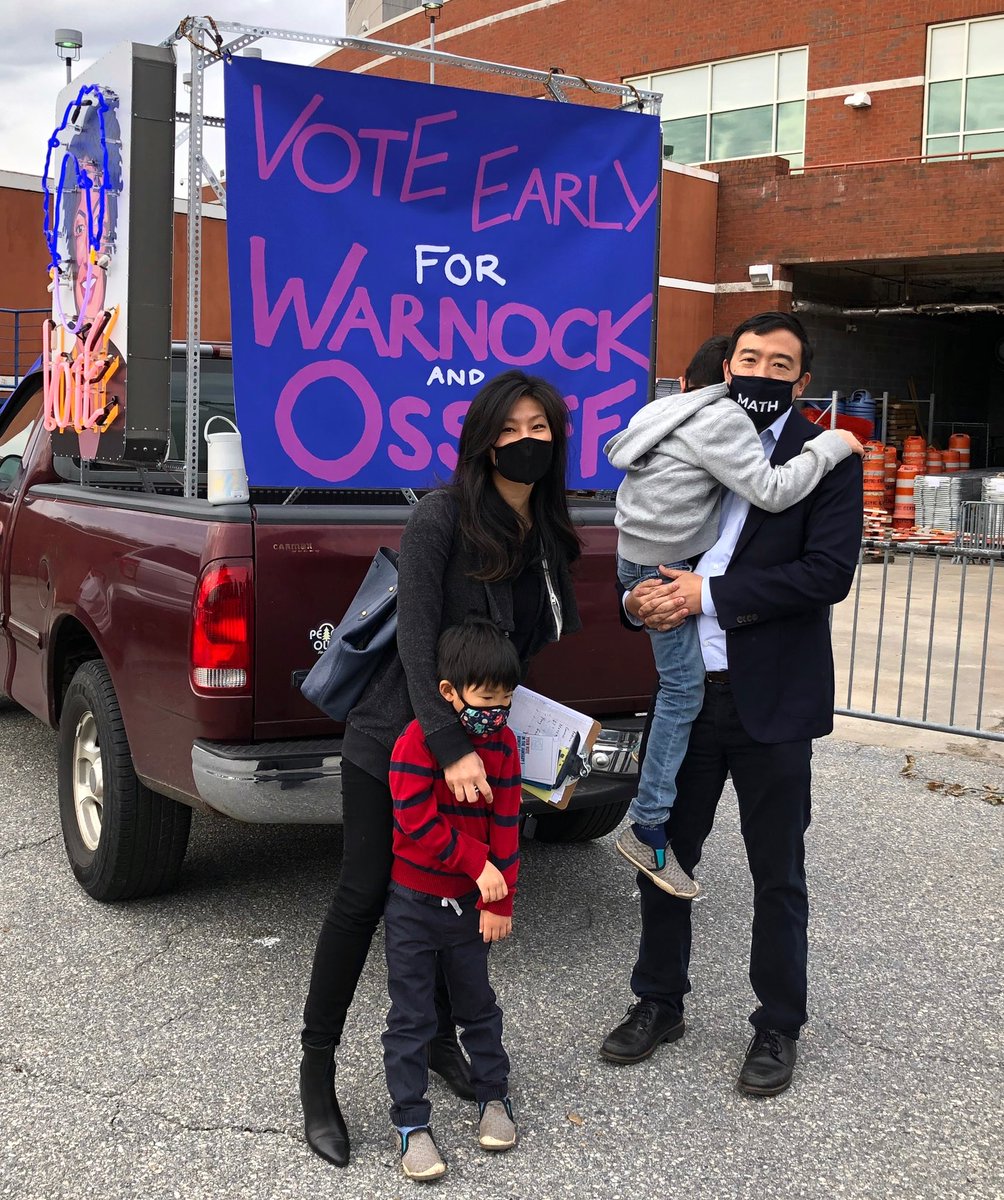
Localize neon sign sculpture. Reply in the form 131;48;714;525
41;84;124;443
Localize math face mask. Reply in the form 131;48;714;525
458;701;511;737
728;374;796;433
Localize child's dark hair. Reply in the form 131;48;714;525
437;618;521;693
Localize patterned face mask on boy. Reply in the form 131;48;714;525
457;701;511;736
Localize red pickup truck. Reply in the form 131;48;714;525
0;349;651;901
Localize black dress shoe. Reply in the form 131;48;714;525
599;1000;685;1064
738;1029;797;1096
428;1033;476;1101
299;1044;350;1166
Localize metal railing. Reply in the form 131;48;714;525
794;147;1004;173
0;308;47;390
832;526;1003;741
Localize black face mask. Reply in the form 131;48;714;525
728;374;797;433
493;436;553;485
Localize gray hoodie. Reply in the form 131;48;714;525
604;381;853;566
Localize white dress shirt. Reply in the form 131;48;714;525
696;408;793;670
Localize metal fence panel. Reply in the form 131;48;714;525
831;532;1003;742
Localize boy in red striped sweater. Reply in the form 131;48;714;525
383;618;522;1183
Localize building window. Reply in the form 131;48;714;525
628;49;807;170
926;16;1004;159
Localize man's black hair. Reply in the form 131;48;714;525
725;311;814;376
683;335;729;391
436;618;521;693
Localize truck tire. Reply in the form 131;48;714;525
57;660;192;901
530;798;630;843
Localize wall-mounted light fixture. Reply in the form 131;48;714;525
844;92;872;109
748;264;774;289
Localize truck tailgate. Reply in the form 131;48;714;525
251;501;654;739
252;504;408;737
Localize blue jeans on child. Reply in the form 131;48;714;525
617;556;706;829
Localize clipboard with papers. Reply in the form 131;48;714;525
508;685;602;810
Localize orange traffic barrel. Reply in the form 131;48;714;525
903;435;926;469
893;464;919;523
948;433;970;470
943;449;962;473
925;447;943;475
858;444;882;499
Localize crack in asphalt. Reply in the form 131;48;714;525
0;834;58;861
4;1058;144;1103
820;1018;1003;1071
152;1004;200;1032
6;1059;301;1145
129;923;194;980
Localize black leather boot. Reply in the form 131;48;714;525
299;1043;350;1167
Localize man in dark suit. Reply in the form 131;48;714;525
600;312;863;1095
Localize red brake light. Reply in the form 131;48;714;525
191;561;253;691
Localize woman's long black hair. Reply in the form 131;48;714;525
450;370;582;583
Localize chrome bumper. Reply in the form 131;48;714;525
192;721;641;824
192;737;345;823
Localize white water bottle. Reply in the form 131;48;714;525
204;415;250;504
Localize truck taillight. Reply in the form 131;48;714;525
191;561;253;691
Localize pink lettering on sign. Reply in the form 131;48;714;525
614;159;658;233
388;396;433;470
251;237;367;350
471;146;518;231
576;380;635;478
275;359;384;482
253;86;324;180
437;399;472;471
512;169;553;224
553;173;588;227
400;111;457;202
292;123;361;194
358;127;409;196
596;295;652;372
551;309;598;370
487;303;551;367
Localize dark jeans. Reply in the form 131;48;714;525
302;759;454;1047
383;883;509;1128
631;680;812;1037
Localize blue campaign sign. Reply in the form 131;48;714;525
223;58;661;489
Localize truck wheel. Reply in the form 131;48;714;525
58;660;192;901
530;798;630;844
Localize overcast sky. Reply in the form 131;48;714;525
0;1;348;191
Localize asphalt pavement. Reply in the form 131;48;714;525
1;699;1002;1200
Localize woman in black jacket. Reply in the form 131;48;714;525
299;369;582;1167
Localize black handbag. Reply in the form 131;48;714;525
300;547;399;721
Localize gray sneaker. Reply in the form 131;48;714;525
399;1127;447;1181
478;1098;517;1151
615;826;702;899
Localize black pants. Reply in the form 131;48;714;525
383;883;509;1128
631;680;812;1037
302;759;453;1046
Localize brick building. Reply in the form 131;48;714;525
4;5;1001;458
324;1;1004;463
